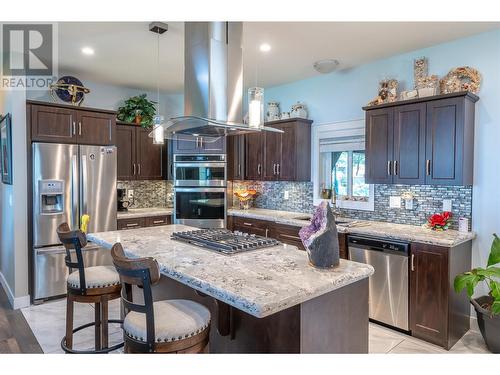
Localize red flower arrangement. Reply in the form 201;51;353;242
427;211;452;231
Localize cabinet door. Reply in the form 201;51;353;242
425;98;464;185
116;124;136;180
227;135;244;180
263;130;281;180
136;127;165;180
201;136;226;153
31;105;76;143
117;217;145;230
145;215;170;227
244;133;263;180
410;243;449;347
232;217;269;237
77;110;115;145
393;103;426;184
276;122;297;181
365;108;394;184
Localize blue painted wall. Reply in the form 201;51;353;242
264;29;500;283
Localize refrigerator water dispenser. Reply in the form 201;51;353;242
39;180;64;214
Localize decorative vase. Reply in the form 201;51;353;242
299;201;340;269
134;115;142;125
238;200;252;210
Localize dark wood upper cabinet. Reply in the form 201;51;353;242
244;132;264;180
29;100;116;146
136;127;165;179
227;135;245;180
393;103;426;184
365;107;393;184
31;104;76;143
116;124;136;180
242;118;312;182
263;129;282;180
116;122;167;180
425;96;475;185
77;110;115;145
364;92;478;186
410;241;472;349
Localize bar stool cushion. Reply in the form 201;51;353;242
67;266;120;289
123;299;211;343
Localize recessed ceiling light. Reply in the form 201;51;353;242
81;47;95;56
259;43;271;52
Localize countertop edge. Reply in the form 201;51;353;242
88;233;374;319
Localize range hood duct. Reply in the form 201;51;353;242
152;22;282;141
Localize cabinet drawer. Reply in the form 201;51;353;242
117;217;145;230
232;216;269;237
272;223;304;250
145;215;171;227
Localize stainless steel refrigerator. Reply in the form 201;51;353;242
32;142;117;301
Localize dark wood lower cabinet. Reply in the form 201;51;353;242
228;215;348;258
409;241;472;349
118;215;171;230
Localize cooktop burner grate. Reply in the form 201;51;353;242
171;229;280;254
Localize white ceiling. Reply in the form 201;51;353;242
58;22;499;93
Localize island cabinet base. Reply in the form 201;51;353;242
150;276;369;353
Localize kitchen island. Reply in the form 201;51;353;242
88;224;374;353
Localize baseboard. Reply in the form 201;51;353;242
0;271;30;309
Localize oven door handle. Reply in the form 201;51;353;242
175;187;226;193
174;162;226;168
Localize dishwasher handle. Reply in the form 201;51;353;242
348;235;410;255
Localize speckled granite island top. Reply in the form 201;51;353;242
88;224;374;318
228;208;475;247
117;207;173;219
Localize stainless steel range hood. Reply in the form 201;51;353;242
152;22;282;141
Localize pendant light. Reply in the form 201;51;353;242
247;42;270;129
149;22;168;145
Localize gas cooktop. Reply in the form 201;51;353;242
171;229;280;255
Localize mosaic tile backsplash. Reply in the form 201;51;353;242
230;181;472;230
117;180;173;208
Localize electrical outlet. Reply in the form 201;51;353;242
284;190;289;200
443;199;452;212
389;196;401;208
127;189;134;199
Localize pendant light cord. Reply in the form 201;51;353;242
156;30;160;117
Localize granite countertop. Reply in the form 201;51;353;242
88;225;374;318
117;207;173;219
227;208;475;247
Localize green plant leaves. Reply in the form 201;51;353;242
487;233;500;267
454;272;482;297
492;300;500;315
117;94;157;127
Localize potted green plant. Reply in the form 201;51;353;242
454;234;500;353
117;94;157;128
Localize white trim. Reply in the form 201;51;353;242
0;271;31;309
312;119;374;212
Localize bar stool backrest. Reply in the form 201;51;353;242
56;222;88;295
111;243;161;348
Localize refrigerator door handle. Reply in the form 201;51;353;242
81;154;88;216
71;154;79;229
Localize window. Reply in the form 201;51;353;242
313;119;374;211
332;150;369;200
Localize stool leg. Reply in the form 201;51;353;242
95;302;101;351
101;297;109;349
65;294;74;350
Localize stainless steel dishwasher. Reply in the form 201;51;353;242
348;235;409;331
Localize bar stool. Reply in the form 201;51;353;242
57;223;124;354
111;243;211;353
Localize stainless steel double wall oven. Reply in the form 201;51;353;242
173;154;226;228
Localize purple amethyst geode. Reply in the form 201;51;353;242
299;201;340;269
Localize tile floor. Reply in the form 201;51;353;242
21;298;491;354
